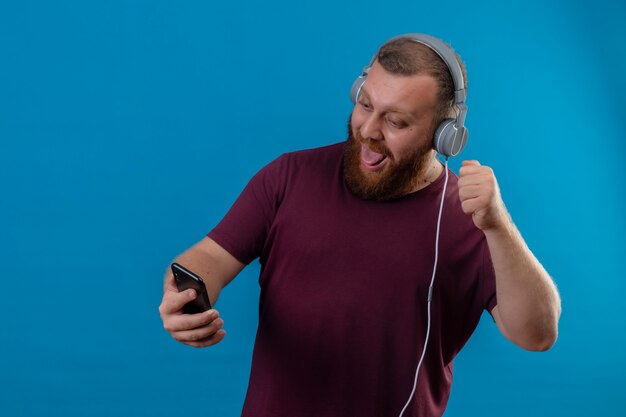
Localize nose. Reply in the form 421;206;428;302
359;112;383;141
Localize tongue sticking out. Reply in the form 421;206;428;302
361;144;387;166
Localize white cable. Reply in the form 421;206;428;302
398;157;450;417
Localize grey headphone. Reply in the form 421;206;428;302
350;33;468;158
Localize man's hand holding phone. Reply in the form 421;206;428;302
158;266;226;348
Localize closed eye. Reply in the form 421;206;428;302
387;118;407;129
358;100;372;111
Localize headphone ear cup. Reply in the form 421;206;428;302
433;119;455;157
433;119;468;157
350;76;366;104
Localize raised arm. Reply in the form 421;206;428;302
458;160;561;351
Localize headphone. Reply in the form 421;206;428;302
350;33;468;158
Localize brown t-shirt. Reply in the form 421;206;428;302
208;141;497;417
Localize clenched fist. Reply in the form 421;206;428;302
458;160;509;231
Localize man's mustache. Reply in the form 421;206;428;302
352;131;393;159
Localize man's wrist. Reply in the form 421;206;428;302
482;213;515;240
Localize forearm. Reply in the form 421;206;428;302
166;237;245;306
485;220;561;351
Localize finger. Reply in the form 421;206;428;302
459;165;482;177
459;165;494;180
458;184;484;202
160;287;198;315
461;196;487;215
165;309;220;332
174;318;225;343
462;160;481;167
458;171;489;187
185;329;227;348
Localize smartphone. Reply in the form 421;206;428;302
171;262;212;314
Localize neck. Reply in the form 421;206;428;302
411;153;444;193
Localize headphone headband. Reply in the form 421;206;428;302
373;33;466;104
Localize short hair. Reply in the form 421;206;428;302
376;37;467;125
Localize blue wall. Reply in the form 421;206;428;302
1;1;624;416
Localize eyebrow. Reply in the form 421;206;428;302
359;87;416;121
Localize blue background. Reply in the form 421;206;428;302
1;0;625;416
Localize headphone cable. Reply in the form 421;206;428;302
398;156;450;417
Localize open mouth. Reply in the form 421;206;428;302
360;144;388;171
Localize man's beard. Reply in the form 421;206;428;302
343;119;434;201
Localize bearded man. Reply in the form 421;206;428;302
158;34;561;417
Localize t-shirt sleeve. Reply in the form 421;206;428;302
481;240;498;316
207;154;289;265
